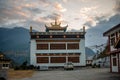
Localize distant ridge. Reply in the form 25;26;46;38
0;27;30;51
85;47;95;57
0;27;30;65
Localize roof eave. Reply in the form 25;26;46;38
103;23;120;36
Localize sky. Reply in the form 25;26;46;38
0;0;120;47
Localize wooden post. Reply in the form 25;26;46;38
30;26;32;32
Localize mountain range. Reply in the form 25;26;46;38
0;27;30;51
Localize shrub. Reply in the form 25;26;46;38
28;65;35;69
37;66;40;70
0;77;6;80
14;66;20;70
92;63;96;68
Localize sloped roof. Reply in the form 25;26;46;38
103;23;120;36
0;52;11;63
45;25;67;30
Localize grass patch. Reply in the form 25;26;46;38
8;69;34;79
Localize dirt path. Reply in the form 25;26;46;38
8;68;120;80
8;69;34;80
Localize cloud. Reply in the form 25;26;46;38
0;0;56;30
83;12;116;27
0;0;47;28
80;7;97;13
85;14;120;46
79;6;99;27
0;0;119;32
38;0;51;7
24;7;45;14
84;14;114;28
80;5;117;28
54;2;67;12
74;0;120;29
62;0;68;3
45;13;62;20
114;0;120;14
36;13;63;24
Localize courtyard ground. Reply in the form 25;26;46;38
8;68;120;80
8;69;34;80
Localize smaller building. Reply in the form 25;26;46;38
103;23;120;72
0;52;11;69
86;56;93;66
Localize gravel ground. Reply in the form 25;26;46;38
11;68;120;80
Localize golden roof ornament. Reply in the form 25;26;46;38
45;19;68;32
50;19;61;27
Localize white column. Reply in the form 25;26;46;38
66;43;67;50
49;56;51;64
79;39;86;66
48;43;50;50
66;56;68;63
30;40;36;65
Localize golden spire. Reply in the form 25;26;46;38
55;19;57;25
50;19;61;27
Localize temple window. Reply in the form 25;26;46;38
67;43;79;49
37;44;48;50
50;44;66;50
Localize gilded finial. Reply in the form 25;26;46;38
51;23;53;26
55;19;57;25
58;22;61;26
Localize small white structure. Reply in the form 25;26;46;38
0;53;11;70
86;56;93;66
30;20;86;67
92;55;110;68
